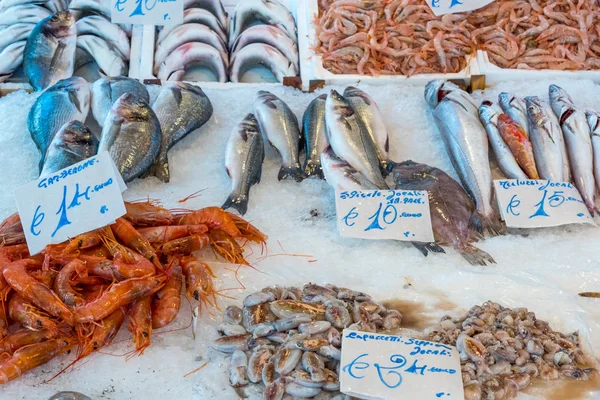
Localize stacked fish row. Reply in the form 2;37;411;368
28;76;213;183
211;283;402;399
154;0;298;83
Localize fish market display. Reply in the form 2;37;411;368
0;201;266;384
229;43;297;83
301;94;328;179
211;283;402;398
40;120;98;177
230;0;296;45
157;8;227;45
496;114;539;180
91;76;150;128
157;42;228;83
429;301;596;400
321;148;376;192
499;93;529;138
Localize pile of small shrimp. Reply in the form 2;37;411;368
0;200;266;385
315;0;600;76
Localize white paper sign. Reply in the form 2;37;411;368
111;0;183;26
336;190;434;242
340;330;464;400
14;152;127;255
427;0;494;16
494;179;595;228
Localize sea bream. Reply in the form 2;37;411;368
496;114;539;179
92;76;149;128
40;120;98;177
229;0;297;45
156;42;228;82
586;111;600;193
301;94;328;179
321;148;376;192
254;91;303;182
425;80;502;236
549;85;597;214
222;113;265;215
28;77;90;171
24;11;77;91
499;92;529;137
229;43;297;83
230;25;298;70
156;8;226;45
325;90;388;189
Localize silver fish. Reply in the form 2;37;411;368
229;0;296;45
76;35;128;77
0;41;26;82
183;0;228;32
98;93;161;182
28;76;90;170
0;4;51;25
41;120;98;177
426;80;502;236
549;85;597;213
24;11;76;91
320;148;376;192
586;111;600;193
478;101;527;180
229;43;297;83
157;42;227;82
48;392;92;400
424;79;466;109
151;82;213;182
153;24;228;75
0;23;34;52
91;76;149;128
301;94;328;178
75;15;130;60
68;0;132;36
325;90;388;189
343;86;390;173
254;90;303;181
223;113;264;215
231;25;298;69
156;8;226;45
499;92;529;138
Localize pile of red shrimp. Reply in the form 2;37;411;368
0;200;266;384
315;0;600;76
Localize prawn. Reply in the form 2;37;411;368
124;200;174;227
138;225;209;243
112;248;156;279
208;229;249;265
0;213;25;246
79;308;125;358
181;257;217;307
0;313;7;341
177;207;241;238
151;264;182;329
0;329;55;355
29;269;57;288
225;213;268;244
110;218;162;270
160;234;210;256
53;259;87;306
127;296;152;356
63;232;101;254
8;294;60;337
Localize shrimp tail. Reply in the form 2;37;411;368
225;213;268;245
411;242;445;257
458;244;496;266
469;211;505;237
222;192;249;216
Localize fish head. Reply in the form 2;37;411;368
392;160;430;183
54;77;90;114
343;86;372;106
113;93;151;121
59;120;96;146
238;113;260;140
549;84;573;106
44;11;75;38
255;90;280;109
424;80;460;108
498;92;512;109
525;96;545;123
478;100;499;124
326;90;355;119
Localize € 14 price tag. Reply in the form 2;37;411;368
340;330;464;400
335;190;434;243
494;179;596;229
14;151;127;255
427;0;493;16
111;0;183;26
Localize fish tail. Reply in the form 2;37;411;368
303;160;324;179
221;192;249;216
469;211;505;237
279;164;304;182
459;244;496;266
412;242;445;257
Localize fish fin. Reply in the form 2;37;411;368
579;292;600;298
469;211;505;237
49;41;66;79
303;160;324;179
68;90;82;114
170;86;183;106
459;245;496;266
152;160;170;183
278;165;304;182
412;242;445;257
222;193;248;216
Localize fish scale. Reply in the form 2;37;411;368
301;94;328;179
92;76;149;128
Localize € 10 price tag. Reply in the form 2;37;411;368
14;151;127;255
111;0;183;26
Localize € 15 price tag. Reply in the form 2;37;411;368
340;330;464;400
335;190;434;243
111;0;183;26
426;0;493;16
494;179;596;229
14;151;127;255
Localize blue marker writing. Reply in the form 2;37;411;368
342;207;359;227
30;205;44;236
449;0;463;7
342;353;370;379
530;190;550;218
374;354;406;389
507;194;521;216
52;186;72;237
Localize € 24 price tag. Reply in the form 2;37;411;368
335;190;434;243
494;179;596;229
111;0;183;26
340;330;464;400
426;0;493;16
14;151;127;255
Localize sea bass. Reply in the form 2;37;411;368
151;82;213;182
40;120;98;177
320;148;376;192
254;90;303;182
229;0;296;45
222;113;265;215
98;93;161;182
28;76;90;171
586;111;600;193
156;42;228;82
24;11;77;91
549;85;596;213
394;161;495;266
92;76;149;128
496;114;539;179
499;92;529;137
301;94;328;179
229;43;297;83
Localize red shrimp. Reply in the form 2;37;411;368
79;308;125;358
177;207;241;237
225;213;268;244
0;213;25;246
113;249;156;279
124;201;174;227
53;259;87;306
110;218;162;269
0;329;55;355
127;296;152;355
63;232;101;254
208;229;249;265
151;264;182;329
138;225;209;243
181;257;217;306
160;234;210;255
8;294;60;336
29;269;57;288
0;312;7;341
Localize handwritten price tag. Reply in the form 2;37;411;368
494;179;595;228
340;330;464;400
111;0;183;26
335;190;434;242
14;152;127;255
427;0;493;16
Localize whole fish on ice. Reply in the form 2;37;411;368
586;111;600;193
321;148;376;192
301;94;328;179
157;42;228;82
92;76;149;128
41;120;98;177
229;0;297;45
499;92;529;137
229;43;297;83
231;25;298;69
496;114;539;179
156;8;226;44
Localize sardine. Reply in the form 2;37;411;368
76;35;128;77
68;0;132;36
229;43;297;83
156;42;228;82
183;0;228;32
254;90;303;181
586;111;600;192
0;41;26;82
156;8;226;45
343;86;390;173
24;11;76;91
478;101;527;180
394;160;495;266
75;16;130;60
499;92;529;138
0;4;51;26
153;24;228;75
426;80;502;236
320;148;376;192
91;76;149;128
98;93;161;182
48;392;92;400
223;113;264;215
151;82;213;182
41;120;98;177
0;23;34;52
28;77;90;170
549;85;596;213
325;90;388;189
229;0;296;45
231;25;298;69
301;94;328;178
496;114;539;179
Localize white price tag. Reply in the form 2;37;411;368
335;190;434;242
494;179;595;228
14;152;127;255
340;330;464;400
427;0;494;16
111;0;183;26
